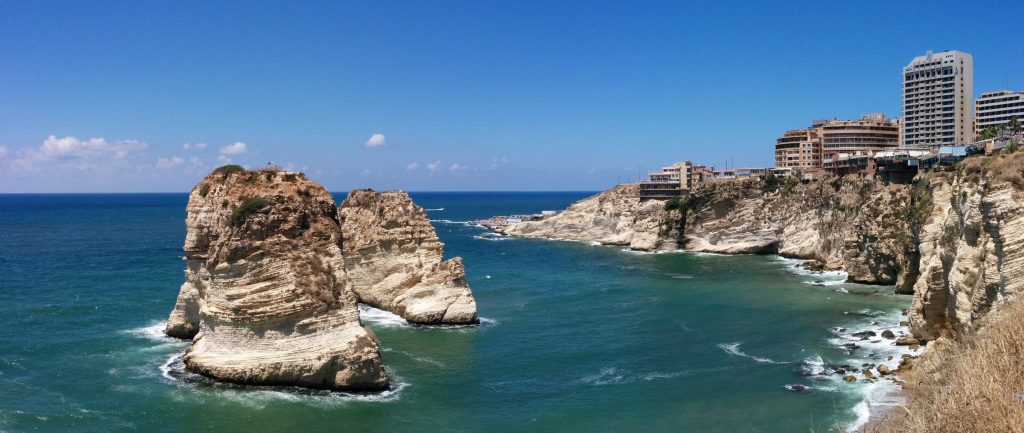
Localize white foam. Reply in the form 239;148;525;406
121;322;176;343
359;304;498;329
717;342;786;364
160;351;410;405
358;304;411;328
425;208;444;211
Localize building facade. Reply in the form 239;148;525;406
975;90;1024;137
638;161;714;200
774;129;821;170
902;50;974;147
818;113;900;170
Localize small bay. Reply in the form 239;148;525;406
0;192;911;432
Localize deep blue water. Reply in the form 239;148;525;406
0;192;912;432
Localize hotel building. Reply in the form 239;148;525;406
902;50;974;147
975;90;1024;136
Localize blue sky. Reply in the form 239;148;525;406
1;0;1022;192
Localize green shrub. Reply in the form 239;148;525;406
664;196;681;211
763;171;780;193
231;197;270;227
199;184;211;197
213;165;245;176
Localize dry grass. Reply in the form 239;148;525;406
871;298;1024;432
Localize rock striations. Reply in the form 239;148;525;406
164;167;479;390
339;189;478;325
908;156;1024;341
502;177;915;285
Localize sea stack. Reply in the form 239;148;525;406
339;189;479;325
165;167;388;390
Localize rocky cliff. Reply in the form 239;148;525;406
908;154;1024;341
166;168;387;390
501;184;684;251
503;177;915;285
339;189;478;325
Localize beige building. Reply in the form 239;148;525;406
774;129;821;170
975;90;1024;137
902;50;974;147
818;113;900;163
638;161;714;200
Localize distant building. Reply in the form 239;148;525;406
774;129;821;170
638;161;713;200
902;50;974;147
819;113;900;175
975;90;1024;137
775;113;897;178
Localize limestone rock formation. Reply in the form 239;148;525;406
166;168;388;390
500;184;684;251
339;189;478;325
908;156;1024;340
500;177;914;285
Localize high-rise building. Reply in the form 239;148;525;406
975;90;1024;137
902;50;974;147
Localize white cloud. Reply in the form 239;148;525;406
156;156;185;169
155;156;204;172
182;142;208;150
11;135;148;170
364;133;387;148
449;163;468;172
219;142;247;155
361;169;373;176
0;145;7;158
406;161;419;171
217;155;232;164
426;160;442;172
39;135;147;160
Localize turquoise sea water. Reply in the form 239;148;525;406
0;192;913;433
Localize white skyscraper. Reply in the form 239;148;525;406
902;50;974;147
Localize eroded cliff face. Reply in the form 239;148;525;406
339;190;478;325
502;177;915;285
909;156;1024;341
500;184;685;251
167;169;388;390
685;177;916;286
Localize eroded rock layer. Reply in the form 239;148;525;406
502;178;914;285
909;157;1024;340
339;189;479;325
167;169;388;390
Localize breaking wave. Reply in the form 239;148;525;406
717;342;786;364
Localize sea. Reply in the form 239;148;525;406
0;192;916;433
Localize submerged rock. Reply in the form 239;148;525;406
784;384;812;393
339;189;479;325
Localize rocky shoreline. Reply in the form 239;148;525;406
482;154;1024;430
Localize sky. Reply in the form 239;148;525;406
1;0;1022;193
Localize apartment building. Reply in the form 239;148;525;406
774;129;821;170
638;161;713;200
975;90;1024;137
902;50;974;147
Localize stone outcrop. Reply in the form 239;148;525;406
908;155;1024;340
166;168;388;390
339;189;478;325
500;184;684;251
501;177;915;285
